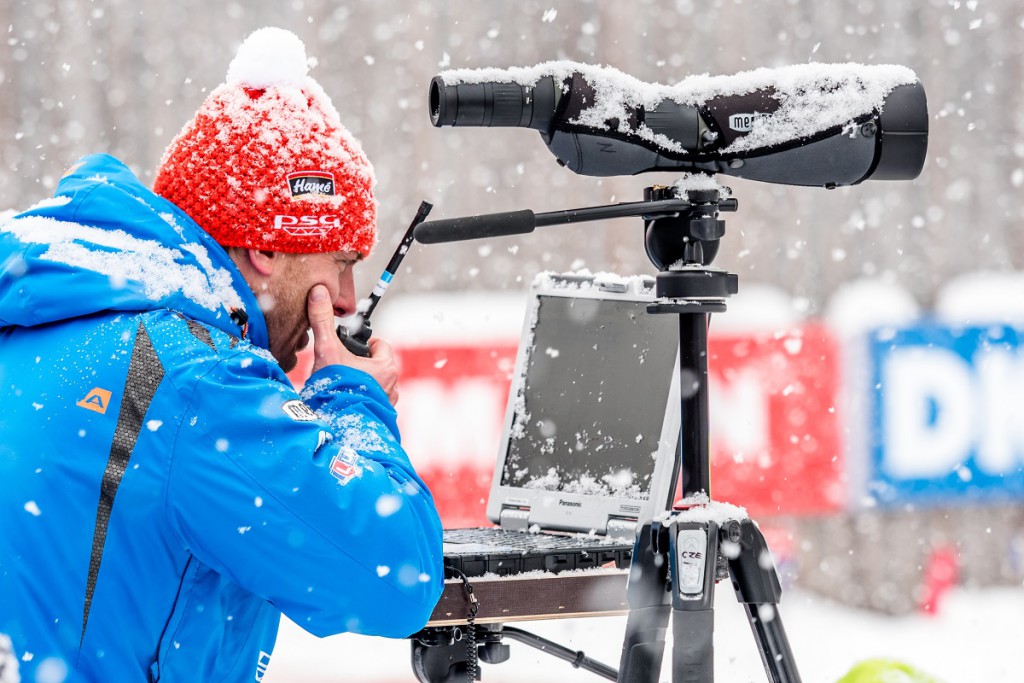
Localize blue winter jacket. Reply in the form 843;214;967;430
0;154;444;682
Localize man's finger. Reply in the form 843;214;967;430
308;284;350;370
367;337;394;361
307;285;335;335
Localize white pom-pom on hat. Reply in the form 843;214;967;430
225;27;310;89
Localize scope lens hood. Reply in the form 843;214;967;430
872;81;929;181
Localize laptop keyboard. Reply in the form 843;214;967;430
442;526;635;577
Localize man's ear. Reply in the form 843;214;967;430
246;249;279;277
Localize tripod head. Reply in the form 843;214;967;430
642;182;735;269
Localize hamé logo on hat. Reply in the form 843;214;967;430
287;171;335;199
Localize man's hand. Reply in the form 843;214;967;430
307;285;399;405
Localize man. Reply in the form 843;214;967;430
0;27;443;683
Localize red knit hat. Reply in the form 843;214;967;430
154;27;377;256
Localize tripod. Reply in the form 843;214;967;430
410;183;802;683
617;186;801;683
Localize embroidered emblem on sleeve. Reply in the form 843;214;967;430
329;448;362;485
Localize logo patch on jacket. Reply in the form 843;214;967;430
286;171;335;198
281;399;317;422
330;448;362;484
77;387;113;414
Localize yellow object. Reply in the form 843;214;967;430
837;659;942;683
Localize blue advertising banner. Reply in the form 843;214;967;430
869;323;1024;506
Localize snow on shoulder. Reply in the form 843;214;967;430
1;215;243;313
439;61;917;155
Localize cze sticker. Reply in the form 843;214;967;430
281;399;318;422
330;448;362;484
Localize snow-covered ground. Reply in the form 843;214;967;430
264;585;1023;682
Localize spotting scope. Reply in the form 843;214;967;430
429;62;928;187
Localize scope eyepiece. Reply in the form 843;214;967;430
429;75;558;132
428;77;444;126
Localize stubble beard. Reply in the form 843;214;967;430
264;276;310;373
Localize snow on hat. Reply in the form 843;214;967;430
154;27;377;256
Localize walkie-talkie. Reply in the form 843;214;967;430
336;201;433;356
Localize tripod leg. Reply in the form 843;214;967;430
671;609;714;681
668;520;719;683
724;520;802;683
739;604;801;683
618;522;672;683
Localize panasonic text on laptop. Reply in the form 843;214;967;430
443;272;681;578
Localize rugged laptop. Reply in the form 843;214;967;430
442;272;681;578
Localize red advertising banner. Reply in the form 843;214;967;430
389;344;519;528
707;324;845;516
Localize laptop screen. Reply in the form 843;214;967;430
499;293;679;500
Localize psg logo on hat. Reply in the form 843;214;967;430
286;171;335;198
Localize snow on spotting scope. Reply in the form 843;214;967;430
429;61;928;187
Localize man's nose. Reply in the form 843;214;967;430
333;269;357;318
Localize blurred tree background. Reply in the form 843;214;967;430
0;0;1020;310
